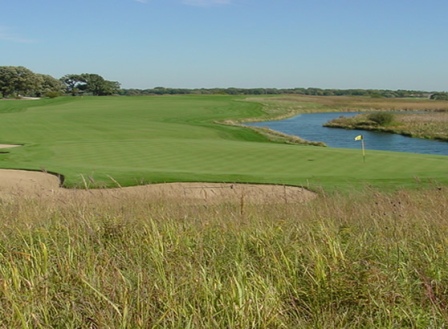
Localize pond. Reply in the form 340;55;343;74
246;112;448;156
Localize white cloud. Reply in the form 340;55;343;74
0;26;36;44
182;0;232;7
134;0;148;3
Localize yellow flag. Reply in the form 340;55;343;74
355;135;363;141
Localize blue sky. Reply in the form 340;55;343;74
1;0;447;91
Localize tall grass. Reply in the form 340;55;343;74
246;95;448;115
1;187;448;328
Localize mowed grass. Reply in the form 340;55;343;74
1;95;448;191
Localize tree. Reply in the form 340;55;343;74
36;74;65;97
430;92;448;101
60;74;87;96
81;73;105;95
0;66;42;98
103;80;121;95
60;73;120;96
81;73;120;96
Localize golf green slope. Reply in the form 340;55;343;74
1;95;447;191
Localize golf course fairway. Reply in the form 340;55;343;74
1;95;447;191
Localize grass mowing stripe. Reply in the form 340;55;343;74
1;96;448;191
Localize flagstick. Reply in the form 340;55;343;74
354;135;365;162
361;139;365;162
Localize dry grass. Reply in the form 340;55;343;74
279;95;448;111
325;111;448;141
1;187;448;328
245;95;448;119
396;112;448;140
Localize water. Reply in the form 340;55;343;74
247;112;448;156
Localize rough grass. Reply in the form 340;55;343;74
1;187;447;328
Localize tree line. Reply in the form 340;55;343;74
0;66;120;98
1;65;445;99
118;87;437;98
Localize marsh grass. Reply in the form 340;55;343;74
245;95;448;118
396;112;448;140
325;111;448;141
1;187;448;328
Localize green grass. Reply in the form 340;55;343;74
1;95;448;191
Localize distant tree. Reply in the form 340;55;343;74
104;80;121;95
61;73;120;96
349;89;368;96
305;88;324;96
36;74;65;97
0;67;15;98
85;74;106;95
60;74;87;95
430;92;448;100
118;87;435;98
0;66;42;98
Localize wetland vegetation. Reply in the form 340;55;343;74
324;111;448;141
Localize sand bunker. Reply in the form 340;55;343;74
0;144;20;149
0;169;315;204
0;144;315;204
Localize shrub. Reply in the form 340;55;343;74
430;92;448;100
368;112;395;126
45;91;60;98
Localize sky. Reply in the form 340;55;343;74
1;0;447;91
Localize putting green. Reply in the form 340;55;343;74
1;96;447;191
